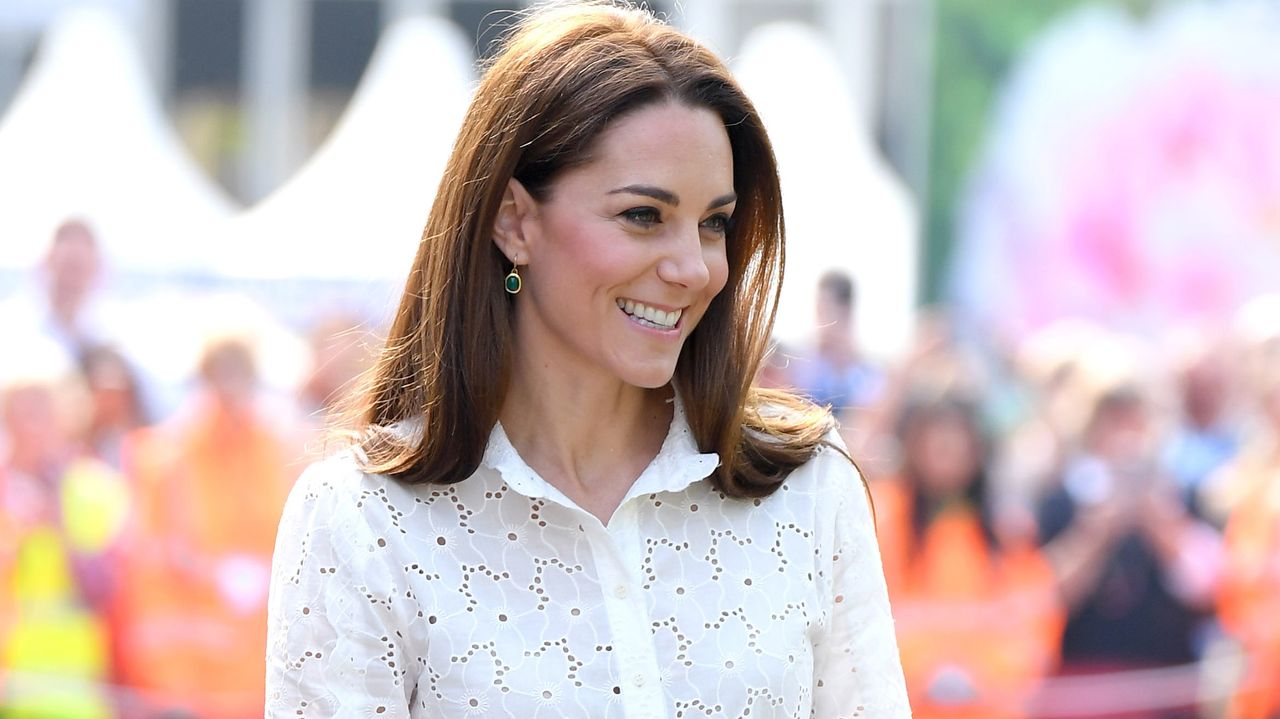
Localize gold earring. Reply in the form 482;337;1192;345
504;264;522;294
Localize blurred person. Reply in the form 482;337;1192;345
872;395;1064;719
1159;333;1241;524
1200;331;1280;525
1213;354;1280;719
0;341;130;718
1036;385;1222;719
993;321;1125;520
789;270;884;417
0;219;110;360
40;219;105;354
113;335;302;717
78;345;150;471
266;4;909;717
0;219;166;427
851;310;988;480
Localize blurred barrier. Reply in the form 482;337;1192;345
1030;662;1215;717
1026;645;1254;718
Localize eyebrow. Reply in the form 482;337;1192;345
609;184;737;211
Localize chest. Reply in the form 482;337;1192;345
390;484;826;717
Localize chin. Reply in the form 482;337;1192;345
619;362;679;390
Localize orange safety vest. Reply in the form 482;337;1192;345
1217;473;1280;719
113;399;300;717
872;479;1065;719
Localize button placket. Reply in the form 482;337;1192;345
582;502;666;717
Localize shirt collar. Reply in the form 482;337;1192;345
480;388;722;509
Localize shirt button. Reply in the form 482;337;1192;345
613;585;628;599
633;674;646;687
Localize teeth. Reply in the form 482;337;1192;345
615;298;682;329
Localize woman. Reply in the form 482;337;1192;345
872;396;1062;719
265;4;908;717
79;343;149;469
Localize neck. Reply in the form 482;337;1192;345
500;356;672;523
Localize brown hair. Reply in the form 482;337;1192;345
354;1;838;497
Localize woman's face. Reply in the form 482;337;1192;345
909;413;980;499
513;101;735;389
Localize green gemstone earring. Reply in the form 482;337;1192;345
504;264;522;294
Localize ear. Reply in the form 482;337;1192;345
492;178;539;264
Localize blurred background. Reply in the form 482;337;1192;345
2;0;1279;716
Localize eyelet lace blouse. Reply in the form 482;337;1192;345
265;397;911;718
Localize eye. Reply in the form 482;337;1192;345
620;207;661;226
700;213;732;235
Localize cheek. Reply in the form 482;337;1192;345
705;243;731;297
538;214;620;278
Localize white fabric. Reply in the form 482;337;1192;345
266;396;910;718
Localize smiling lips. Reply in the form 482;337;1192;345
616;298;683;330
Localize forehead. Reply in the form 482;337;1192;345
556;101;734;191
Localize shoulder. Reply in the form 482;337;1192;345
762;428;874;531
288;451;380;507
284;448;483;541
279;451;408;541
783;428;861;495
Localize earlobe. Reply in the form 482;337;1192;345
492;178;538;262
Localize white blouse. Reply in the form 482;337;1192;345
265;399;911;718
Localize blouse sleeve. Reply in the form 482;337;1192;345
265;459;416;717
812;448;913;718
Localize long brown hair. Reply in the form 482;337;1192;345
355;1;838;498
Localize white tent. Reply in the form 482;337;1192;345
733;22;919;361
205;15;475;282
0;5;237;274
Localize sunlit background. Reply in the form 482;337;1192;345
2;0;1279;716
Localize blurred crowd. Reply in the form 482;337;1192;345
763;271;1280;719
0;220;373;717
2;222;1280;719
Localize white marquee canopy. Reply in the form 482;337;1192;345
0;5;237;274
734;22;919;360
202;15;476;283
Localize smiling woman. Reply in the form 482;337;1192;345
494;102;733;405
264;3;910;717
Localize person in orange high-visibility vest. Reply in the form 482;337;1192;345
1215;373;1280;719
872;395;1065;719
113;336;302;718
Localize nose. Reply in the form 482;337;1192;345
656;225;713;290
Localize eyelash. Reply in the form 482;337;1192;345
621;207;661;226
619;208;732;235
702;213;731;234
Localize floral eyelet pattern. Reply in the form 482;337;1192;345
266;399;910;717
